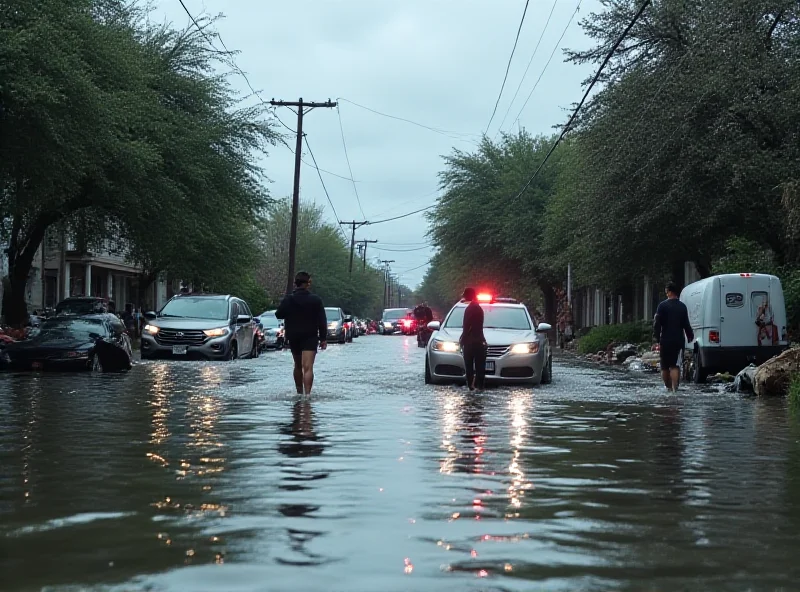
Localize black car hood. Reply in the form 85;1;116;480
7;338;94;353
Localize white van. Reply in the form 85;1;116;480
680;273;789;382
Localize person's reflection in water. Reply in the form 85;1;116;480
275;400;330;565
455;394;486;475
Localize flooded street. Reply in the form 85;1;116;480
2;335;800;592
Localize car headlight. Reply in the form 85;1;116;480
383;322;393;327
328;322;339;329
511;342;539;354
433;339;460;353
144;324;160;335
203;327;230;337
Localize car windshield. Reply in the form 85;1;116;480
160;297;229;320
444;305;531;330
260;315;280;328
56;299;105;315
325;308;341;321
35;318;107;340
383;310;407;320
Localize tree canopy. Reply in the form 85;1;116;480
0;0;277;324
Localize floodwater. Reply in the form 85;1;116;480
1;336;799;592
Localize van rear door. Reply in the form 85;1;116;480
719;275;766;348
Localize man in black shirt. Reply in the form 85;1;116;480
276;271;328;395
653;281;695;392
460;288;487;391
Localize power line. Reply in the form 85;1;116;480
495;0;559;135
396;259;433;274
513;0;652;201
512;0;582;127
484;0;531;134
368;205;436;225
336;105;367;219
303;136;349;242
338;98;479;141
374;245;432;252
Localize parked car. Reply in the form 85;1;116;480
680;273;789;382
344;315;357;340
425;293;552;386
357;319;368;336
380;308;410;335
1;313;133;372
258;313;286;350
140;293;258;360
325;307;348;344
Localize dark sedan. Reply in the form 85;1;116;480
1;314;133;372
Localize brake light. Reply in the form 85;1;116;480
477;293;492;302
709;330;720;343
403;319;412;327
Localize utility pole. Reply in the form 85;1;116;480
380;260;394;309
356;239;378;271
270;98;337;294
339;220;369;274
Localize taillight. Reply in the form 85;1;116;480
709;330;720;343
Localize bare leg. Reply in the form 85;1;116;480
292;352;303;394
670;367;680;392
661;369;672;389
301;350;317;395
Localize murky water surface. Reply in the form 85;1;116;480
1;336;799;591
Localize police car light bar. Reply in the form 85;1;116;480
476;293;493;302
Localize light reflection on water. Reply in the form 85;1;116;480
0;342;799;592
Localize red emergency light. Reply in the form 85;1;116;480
476;293;493;303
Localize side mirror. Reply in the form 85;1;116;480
144;311;157;321
537;322;552;333
236;314;252;324
428;321;441;331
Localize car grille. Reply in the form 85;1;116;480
486;345;510;358
501;367;534;378
155;329;207;345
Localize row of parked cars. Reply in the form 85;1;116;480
1;292;375;372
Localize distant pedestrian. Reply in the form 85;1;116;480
653;281;694;392
460;287;487;391
275;271;328;395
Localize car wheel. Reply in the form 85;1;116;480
425;356;433;384
541;355;553;384
692;347;708;383
227;340;238;361
250;339;259;359
338;331;346;345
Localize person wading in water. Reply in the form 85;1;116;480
460;287;487;391
653;281;694;392
276;271;327;395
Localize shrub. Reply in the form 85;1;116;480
577;321;652;354
790;373;800;411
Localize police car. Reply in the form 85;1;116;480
424;293;553;386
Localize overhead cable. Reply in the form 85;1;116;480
484;0;532;134
512;0;652;201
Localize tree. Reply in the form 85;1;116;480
256;199;386;317
428;131;566;320
556;0;800;289
0;0;277;324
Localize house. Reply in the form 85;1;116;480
1;230;168;318
570;262;703;329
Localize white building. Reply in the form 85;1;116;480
1;231;167;318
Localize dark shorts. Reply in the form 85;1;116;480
289;335;319;356
659;343;684;370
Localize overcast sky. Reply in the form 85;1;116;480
153;0;602;289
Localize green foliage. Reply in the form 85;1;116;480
256;199;388;318
0;0;277;324
577;322;652;355
712;237;800;333
789;373;800;412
